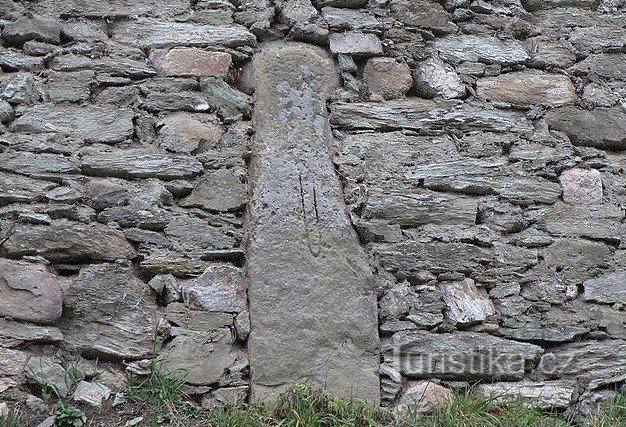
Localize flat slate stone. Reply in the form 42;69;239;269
247;42;380;404
383;331;543;381
11;104;134;144
0;259;64;324
81;149;204;180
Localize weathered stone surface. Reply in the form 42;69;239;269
390;0;456;34
180;169;247;212
413;56;465;99
72;381;111;407
0;318;63;346
11;105;134;144
383;331;543;380
0;152;80;176
277;0;317;27
372;241;492;276
2;221;136;262
166;303;233;332
199;77;251;123
26;356;70;397
2;16;61;46
182;264;247;313
570;54;626;80
329;31;383;57
560;168;602;205
538;204;622;243
248;42;380;403
322;7;382;33
60;264;160;359
477;72;577;107
313;0;367;6
159;330;246;385
583;271;626;304
31;0;190;18
434;35;530;65
0;100;14;123
0;173;56;205
81;150;204;180
157;113;224;154
113;20;256;52
537;340;626;389
363;57;412;100
476;381;575;409
521;0;595;11
47;70;93;103
150;49;232;78
0;348;29;378
0;48;45;71
395;381;453;414
0;259;63;324
331;100;532;134
545;107;626;150
48;55;156;79
363;190;478;227
500;324;589;344
439;279;495;325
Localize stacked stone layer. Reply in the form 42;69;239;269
0;0;624;415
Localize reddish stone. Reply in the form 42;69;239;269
560;168;603;205
363;57;413;100
151;48;232;78
0;259;63;324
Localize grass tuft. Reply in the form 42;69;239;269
0;408;23;427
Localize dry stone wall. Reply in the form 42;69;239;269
0;0;625;418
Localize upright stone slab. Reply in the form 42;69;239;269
247;42;380;404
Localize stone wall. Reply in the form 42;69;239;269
0;0;625;417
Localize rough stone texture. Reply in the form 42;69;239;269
0;0;625;414
363;58;412;100
81;150;204;180
413;56;465;99
150;49;232;78
2;16;61;46
182;264;247;312
156;113;224;154
537;340;626;390
434;35;530;65
0;259;63;324
248;42;380;404
583;272;626;304
11;105;134;144
545;107;626;150
73;381;111;407
395;381;453;414
476;381;575;409
26;356;70;397
383;331;543;381
439;279;495;325
559;168;603;205
159;329;245;385
60;264;160;359
180;168;247;212
329;31;383;57
2;221;136;262
477;72;577;107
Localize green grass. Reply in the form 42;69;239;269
0;408;23;427
118;369;626;427
398;390;571;427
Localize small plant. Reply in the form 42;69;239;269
0;408;23;427
126;357;187;411
40;381;60;403
589;392;626;427
55;402;87;427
